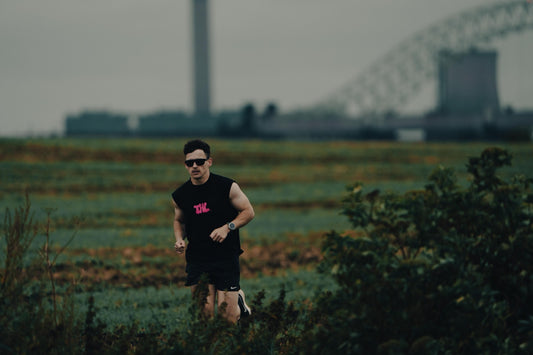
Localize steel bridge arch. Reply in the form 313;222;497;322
312;1;533;117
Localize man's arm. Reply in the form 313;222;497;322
210;182;255;243
172;199;186;254
228;182;255;228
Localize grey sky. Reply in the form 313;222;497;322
1;0;532;136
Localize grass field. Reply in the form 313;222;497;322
1;138;532;330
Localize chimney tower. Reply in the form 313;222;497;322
192;0;211;117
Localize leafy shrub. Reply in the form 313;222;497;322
165;280;305;354
302;147;533;354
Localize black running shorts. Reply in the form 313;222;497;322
185;257;240;291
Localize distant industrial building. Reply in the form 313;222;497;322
137;110;218;137
64;48;532;141
65;111;130;137
437;50;500;116
63;1;533;141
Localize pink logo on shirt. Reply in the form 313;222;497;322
194;202;210;214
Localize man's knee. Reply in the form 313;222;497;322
217;292;240;323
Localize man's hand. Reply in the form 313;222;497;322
210;225;230;243
175;239;186;254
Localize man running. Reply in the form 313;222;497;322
172;139;254;323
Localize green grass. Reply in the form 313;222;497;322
2;138;533;334
76;269;337;331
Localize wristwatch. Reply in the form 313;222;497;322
227;222;236;231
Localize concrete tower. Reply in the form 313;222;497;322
438;49;500;116
192;0;211;117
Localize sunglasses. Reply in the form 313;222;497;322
185;158;208;167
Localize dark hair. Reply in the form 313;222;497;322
183;139;210;158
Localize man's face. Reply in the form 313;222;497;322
184;149;212;181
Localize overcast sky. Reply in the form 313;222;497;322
1;0;532;136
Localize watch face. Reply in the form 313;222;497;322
228;222;236;230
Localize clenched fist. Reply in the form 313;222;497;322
175;239;185;254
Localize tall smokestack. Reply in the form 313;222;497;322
192;0;211;117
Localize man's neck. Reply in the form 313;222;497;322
191;171;210;185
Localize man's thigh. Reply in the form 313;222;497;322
212;258;240;291
186;259;240;291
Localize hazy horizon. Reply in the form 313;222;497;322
1;0;532;136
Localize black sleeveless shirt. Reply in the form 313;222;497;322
172;173;241;262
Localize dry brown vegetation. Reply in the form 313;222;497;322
44;241;322;290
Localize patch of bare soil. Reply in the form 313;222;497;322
51;243;323;290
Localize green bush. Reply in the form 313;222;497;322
303;147;533;354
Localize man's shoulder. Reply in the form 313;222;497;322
210;173;235;185
172;179;192;199
210;174;236;192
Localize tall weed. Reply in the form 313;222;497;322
0;194;81;354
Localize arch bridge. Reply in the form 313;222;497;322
311;1;533;118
